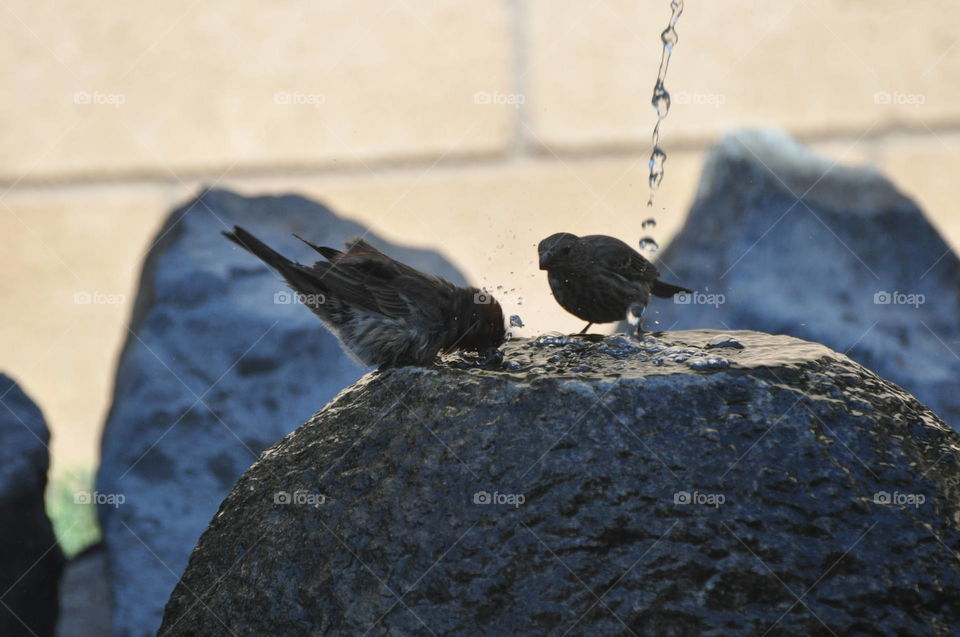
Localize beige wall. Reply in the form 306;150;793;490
2;0;959;474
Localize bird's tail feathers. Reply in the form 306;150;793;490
224;226;328;296
293;233;343;261
223;226;292;269
651;280;693;298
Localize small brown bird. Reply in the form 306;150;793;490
538;232;692;334
224;227;505;367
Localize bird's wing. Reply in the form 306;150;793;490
304;239;450;320
305;262;411;318
584;235;661;283
343;238;442;281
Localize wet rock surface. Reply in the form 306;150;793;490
160;331;960;636
645;128;960;429
96;188;467;637
0;374;63;637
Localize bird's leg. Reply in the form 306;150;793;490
636;317;646;337
630;303;646;337
579;322;593;335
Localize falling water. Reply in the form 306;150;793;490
640;0;684;254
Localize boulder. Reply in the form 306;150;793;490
160;331;960;636
96;188;467;637
56;544;111;637
642;128;960;429
0;374;63;637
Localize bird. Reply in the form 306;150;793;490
538;232;692;334
223;226;505;367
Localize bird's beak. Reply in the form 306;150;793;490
538;251;552;270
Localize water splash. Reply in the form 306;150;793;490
509;314;524;328
642;218;656;230
645;0;684;214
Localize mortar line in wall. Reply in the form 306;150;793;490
2;122;960;193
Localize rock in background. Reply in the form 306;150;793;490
643;128;960;428
0;374;64;637
56;544;111;637
96;188;467;637
160;331;960;636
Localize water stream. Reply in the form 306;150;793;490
640;0;684;255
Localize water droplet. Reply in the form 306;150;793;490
639;237;660;254
652;81;671;120
648;147;666;190
534;334;573;347
661;26;678;49
642;218;656;229
509;314;524;328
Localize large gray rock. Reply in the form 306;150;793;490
96;188;467;637
0;374;63;637
643;128;960;428
160;331;960;636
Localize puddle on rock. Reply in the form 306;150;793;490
442;329;833;381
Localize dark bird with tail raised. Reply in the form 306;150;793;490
224;227;505;367
538;232;692;334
